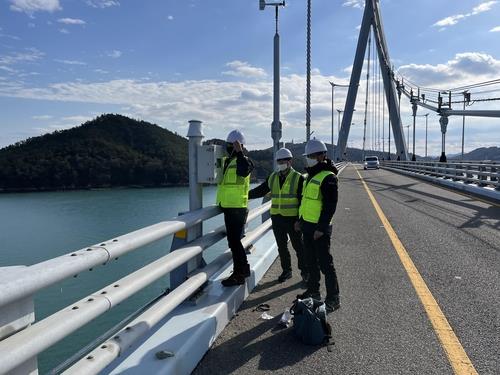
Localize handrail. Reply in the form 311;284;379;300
381;160;499;189
0;202;271;374
0;205;221;308
64;219;273;375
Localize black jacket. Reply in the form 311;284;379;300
302;158;338;233
248;169;304;207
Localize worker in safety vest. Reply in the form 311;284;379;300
217;130;254;287
248;147;308;284
296;138;341;313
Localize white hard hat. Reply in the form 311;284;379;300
276;147;293;161
226;129;246;144
303;138;327;156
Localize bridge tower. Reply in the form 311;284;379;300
335;0;408;161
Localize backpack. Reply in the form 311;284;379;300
290;297;332;346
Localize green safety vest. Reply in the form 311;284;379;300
299;170;334;224
268;168;301;217
216;157;250;208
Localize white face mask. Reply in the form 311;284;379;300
306;157;318;167
276;163;289;172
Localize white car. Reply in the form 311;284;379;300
364;156;380;170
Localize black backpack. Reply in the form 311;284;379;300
290;297;332;346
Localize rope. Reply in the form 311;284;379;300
305;0;311;141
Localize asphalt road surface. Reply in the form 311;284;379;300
194;164;499;375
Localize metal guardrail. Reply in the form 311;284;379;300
0;201;271;374
0;139;347;374
381;160;500;190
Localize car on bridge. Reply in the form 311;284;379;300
364;156;380;170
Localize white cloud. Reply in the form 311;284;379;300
471;0;497;14
433;1;498;29
167;15;174;21
0;53;498;154
59;28;69;34
490;26;500;32
222;60;267;79
107;50;122;58
0;48;44;65
397;52;500;87
86;0;119;8
58;18;86;25
32;115;53;120
342;0;364;9
54;59;87;65
10;0;61;14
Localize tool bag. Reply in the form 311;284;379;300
290;297;332;345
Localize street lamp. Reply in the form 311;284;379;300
411;100;417;161
404;124;410;149
259;0;285;168
329;81;349;159
461;91;471;160
416;113;429;158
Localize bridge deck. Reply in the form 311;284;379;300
194;164;499;375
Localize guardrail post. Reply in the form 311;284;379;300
0;267;37;374
170;120;206;290
466;164;473;183
491;164;500;190
479;165;487;187
454;164;462;181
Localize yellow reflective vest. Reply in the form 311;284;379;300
216;157;250;208
299;170;334;224
268;169;301;216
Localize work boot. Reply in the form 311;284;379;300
324;296;341;313
241;264;251;278
278;270;292;283
300;272;309;287
221;272;245;287
296;289;321;301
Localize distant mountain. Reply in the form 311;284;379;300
0;114;189;192
456;147;500;161
1;114;496;192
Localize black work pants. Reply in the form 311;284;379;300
271;215;306;274
302;223;339;300
223;207;249;272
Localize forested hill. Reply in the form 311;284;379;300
0;114;189;192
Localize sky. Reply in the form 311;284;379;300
0;0;499;156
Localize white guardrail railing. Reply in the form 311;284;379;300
0;117;347;375
380;160;500;199
0;200;272;375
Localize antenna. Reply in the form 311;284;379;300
259;0;285;10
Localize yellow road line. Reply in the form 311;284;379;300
355;166;478;375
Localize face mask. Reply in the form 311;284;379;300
276;163;289;172
306;157;318;167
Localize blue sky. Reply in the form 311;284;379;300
1;0;499;155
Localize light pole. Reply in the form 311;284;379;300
404;124;410;149
411;100;417;161
416;113;429;158
329;82;349;159
337;109;343;140
259;0;285;167
461;91;471;160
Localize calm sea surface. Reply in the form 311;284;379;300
0;185;261;373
